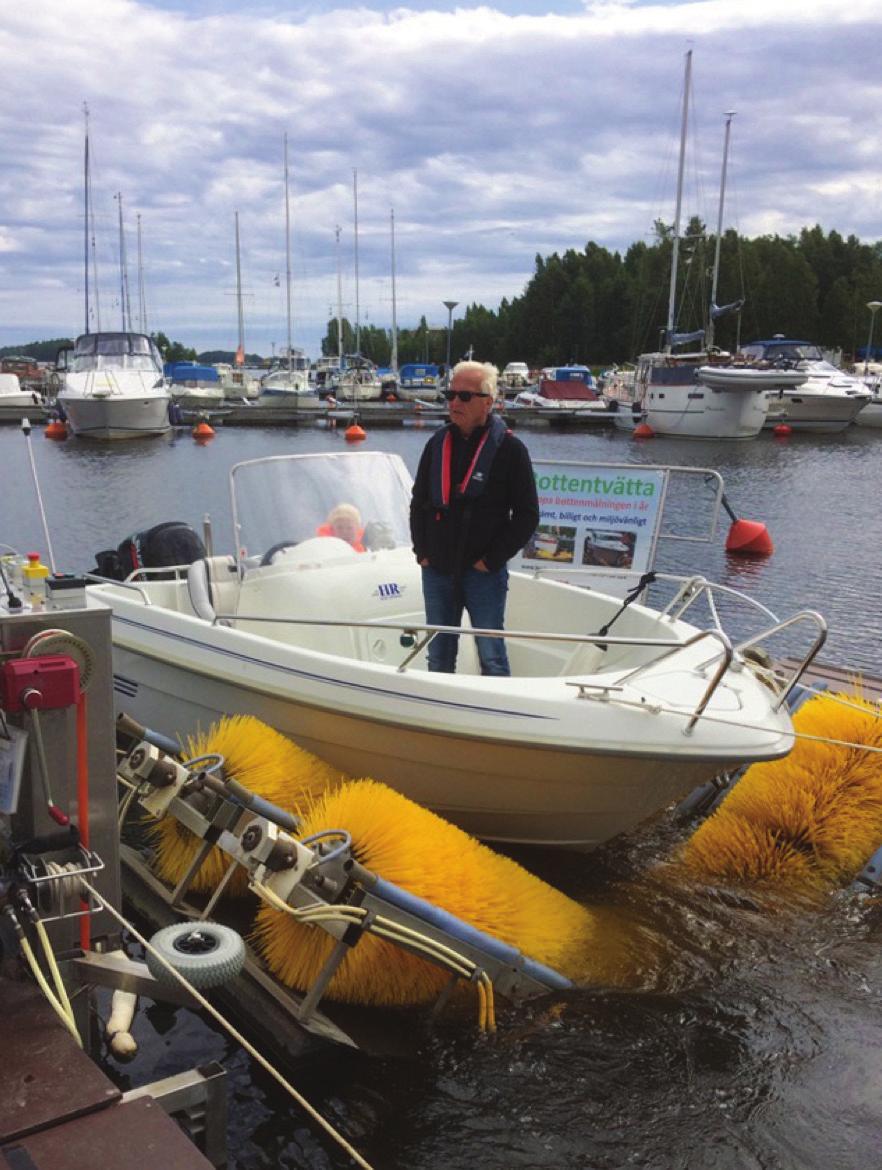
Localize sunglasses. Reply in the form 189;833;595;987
442;390;491;403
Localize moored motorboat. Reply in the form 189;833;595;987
515;366;608;413
57;331;171;440
0;372;45;418
87;450;824;851
740;338;872;432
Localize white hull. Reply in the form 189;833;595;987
763;388;869;433
59;390;171;439
854;398;882;429
642;385;767;439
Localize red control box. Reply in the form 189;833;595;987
0;656;81;712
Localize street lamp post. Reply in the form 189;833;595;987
864;301;882;377
443;300;458;378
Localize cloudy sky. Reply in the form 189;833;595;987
1;0;880;360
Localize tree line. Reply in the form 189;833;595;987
320;224;882;370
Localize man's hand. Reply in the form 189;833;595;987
419;557;429;566
473;559;489;572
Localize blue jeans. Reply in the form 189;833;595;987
421;565;511;676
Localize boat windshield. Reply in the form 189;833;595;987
72;333;163;374
231;451;415;562
742;342;824;364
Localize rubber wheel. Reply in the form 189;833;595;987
146;922;246;990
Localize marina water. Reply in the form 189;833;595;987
3;421;882;1168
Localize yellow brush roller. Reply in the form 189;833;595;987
150;715;343;894
678;690;882;891
251;779;637;1007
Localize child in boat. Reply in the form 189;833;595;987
317;504;366;551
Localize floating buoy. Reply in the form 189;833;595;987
192;420;215;440
633;422;654;439
773;423;793;437
720;490;773;556
44;418;67;440
345;422;366;442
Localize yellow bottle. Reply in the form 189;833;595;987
22;552;50;609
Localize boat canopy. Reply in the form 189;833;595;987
165;362;220;383
72;332;163;374
399;363;439;384
540;366;595;383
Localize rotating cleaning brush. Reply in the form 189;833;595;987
252;779;601;1006
149;715;343;895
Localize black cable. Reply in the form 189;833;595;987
0;557;21;609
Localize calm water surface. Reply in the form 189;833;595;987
4;420;882;1169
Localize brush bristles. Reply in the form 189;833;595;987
679;691;882;890
253;779;597;1006
150;716;343;894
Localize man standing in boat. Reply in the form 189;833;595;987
410;360;539;676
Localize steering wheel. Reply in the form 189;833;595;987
260;540;299;567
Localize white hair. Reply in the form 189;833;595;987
451;360;499;400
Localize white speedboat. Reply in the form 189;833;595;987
740;339;872;433
501;362;532;392
57;332;171;440
0;372;44;417
336;364;383;401
88;451;824;850
515;366;609;414
258;363;323;409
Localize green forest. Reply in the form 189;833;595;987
4;225;881;371
321;224;882;370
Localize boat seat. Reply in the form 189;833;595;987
186;556;237;624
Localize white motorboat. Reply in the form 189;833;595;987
88;450;824;851
501;362;532;391
0;372;44;417
57;332;171;440
258;363;322;408
738;339;872;433
336;362;383;401
515;366;608;414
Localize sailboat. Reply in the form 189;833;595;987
58;110;171;440
214;212;260;402
259;134;321;409
610;58;797;440
336;169;382;402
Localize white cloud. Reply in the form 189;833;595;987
0;0;879;356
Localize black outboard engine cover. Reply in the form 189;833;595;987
93;522;206;581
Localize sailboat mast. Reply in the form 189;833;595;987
665;48;692;354
83;103;90;334
284;132;293;374
117;192;132;331
137;213;147;334
335;225;343;363
235;210;245;360
390;207;398;374
353;169;360;355
706;111;735;353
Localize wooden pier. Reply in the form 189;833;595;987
0;977;218;1169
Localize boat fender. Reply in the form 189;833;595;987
105;948;138;1059
187;558;216;622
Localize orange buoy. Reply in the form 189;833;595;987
720;491;773;556
386;393;397;403
633;422;655;439
773;423;792;437
45;418;67;440
345;423;366;442
192;420;215;440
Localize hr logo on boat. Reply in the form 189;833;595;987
375;582;404;599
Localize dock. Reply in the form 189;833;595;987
0;977;219;1169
